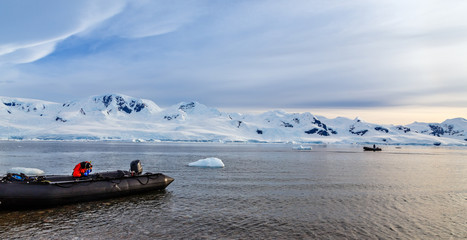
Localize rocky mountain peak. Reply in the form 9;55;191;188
92;94;148;114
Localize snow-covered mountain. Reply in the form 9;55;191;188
1;94;466;145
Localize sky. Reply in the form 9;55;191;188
0;0;466;125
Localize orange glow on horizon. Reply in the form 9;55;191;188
219;106;466;125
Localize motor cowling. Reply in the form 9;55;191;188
130;160;143;175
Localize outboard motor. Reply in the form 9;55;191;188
130;160;143;175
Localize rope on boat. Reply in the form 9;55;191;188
43;172;163;187
54;180;94;188
136;175;150;185
136;173;164;185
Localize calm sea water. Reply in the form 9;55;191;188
0;141;465;239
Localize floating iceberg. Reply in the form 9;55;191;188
293;145;312;150
8;167;45;176
188;157;225;168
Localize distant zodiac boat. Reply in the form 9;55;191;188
0;160;173;209
363;146;382;151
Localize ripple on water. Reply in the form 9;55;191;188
0;142;466;239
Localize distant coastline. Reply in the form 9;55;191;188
1;94;466;146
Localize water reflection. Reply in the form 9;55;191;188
0;190;172;238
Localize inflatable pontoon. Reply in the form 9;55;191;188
0;160;173;209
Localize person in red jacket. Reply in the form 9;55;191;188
72;161;92;177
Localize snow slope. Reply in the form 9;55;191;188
1;94;466;145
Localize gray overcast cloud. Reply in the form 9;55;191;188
1;0;466;123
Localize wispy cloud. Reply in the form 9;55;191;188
0;0;124;64
89;0;203;39
0;0;466;122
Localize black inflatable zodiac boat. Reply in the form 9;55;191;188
363;146;382;151
0;160;173;209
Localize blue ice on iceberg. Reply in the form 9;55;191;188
188;157;225;168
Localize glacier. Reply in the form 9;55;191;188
1;93;466;146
